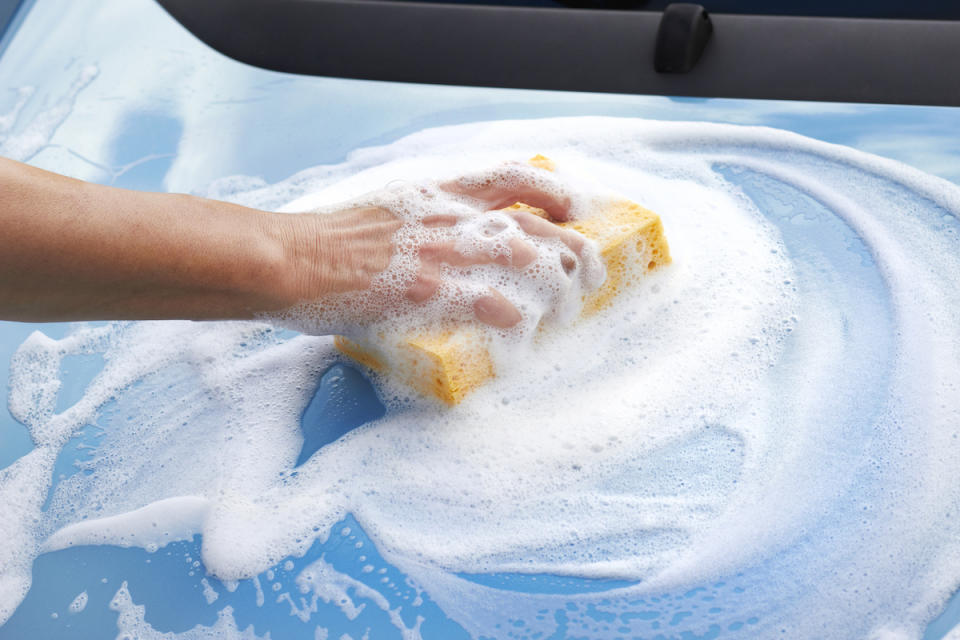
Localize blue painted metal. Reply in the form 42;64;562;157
1;0;959;637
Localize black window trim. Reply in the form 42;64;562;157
153;0;960;107
4;0;960;107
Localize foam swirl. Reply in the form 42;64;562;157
2;117;959;638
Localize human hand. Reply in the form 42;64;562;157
266;161;605;337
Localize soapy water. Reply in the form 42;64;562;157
1;117;959;639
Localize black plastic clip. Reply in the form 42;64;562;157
654;3;713;73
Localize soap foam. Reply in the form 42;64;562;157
68;590;87;614
110;582;266;639
1;117;959;639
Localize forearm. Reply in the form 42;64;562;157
0;157;291;322
0;156;591;332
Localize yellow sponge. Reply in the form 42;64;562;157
334;156;671;405
334;330;495;405
567;199;670;315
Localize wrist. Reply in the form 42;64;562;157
265;211;334;308
260;206;401;316
177;199;306;318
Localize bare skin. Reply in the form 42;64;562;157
0;157;586;329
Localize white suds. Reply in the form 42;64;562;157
110;582;267;639
1;117;959;639
200;578;219;605
68;591;87;613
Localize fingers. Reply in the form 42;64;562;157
399;165;593;332
404;265;522;329
405;262;441;304
506;237;538;269
421;214;459;228
508;210;585;256
418;239;537;270
473;288;522;329
440;163;572;222
497;186;571;222
407;211;585;317
492;186;571;222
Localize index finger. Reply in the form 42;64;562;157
509;209;586;256
440;163;572;222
